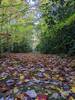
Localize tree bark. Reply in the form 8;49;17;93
60;0;64;6
0;0;2;5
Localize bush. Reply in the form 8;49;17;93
37;14;75;55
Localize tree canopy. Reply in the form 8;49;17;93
0;0;75;55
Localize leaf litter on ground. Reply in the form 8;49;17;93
0;53;75;100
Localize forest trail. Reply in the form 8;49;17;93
0;53;75;99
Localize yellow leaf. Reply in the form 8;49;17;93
24;79;29;82
71;85;75;93
20;74;24;80
55;74;59;78
68;96;75;100
0;77;6;80
58;77;64;81
44;73;49;78
13;87;19;94
13;72;17;76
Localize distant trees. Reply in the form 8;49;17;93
0;1;1;4
0;0;75;55
0;0;33;53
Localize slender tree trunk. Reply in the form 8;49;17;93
60;0;64;6
0;0;2;5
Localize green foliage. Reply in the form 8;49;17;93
37;14;75;55
0;0;33;53
0;0;75;55
11;38;32;53
36;0;75;55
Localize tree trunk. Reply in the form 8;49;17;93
0;0;2;5
60;0;64;6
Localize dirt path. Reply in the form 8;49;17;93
0;53;75;99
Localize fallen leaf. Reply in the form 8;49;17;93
19;74;24;80
71;85;75;93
